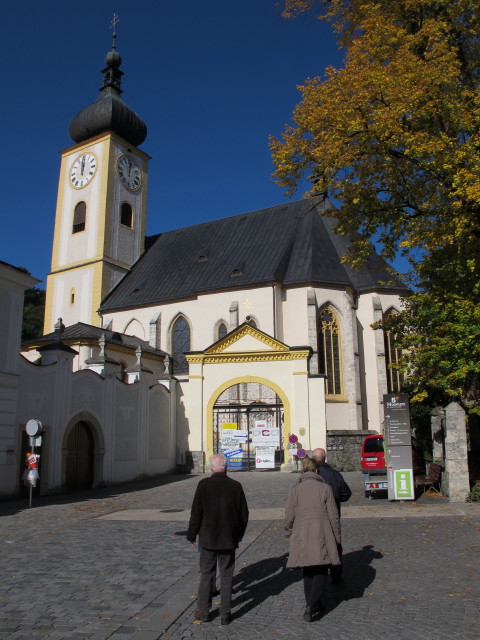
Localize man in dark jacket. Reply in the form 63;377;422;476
187;454;249;625
312;447;351;583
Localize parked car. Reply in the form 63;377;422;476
361;435;425;476
361;435;386;475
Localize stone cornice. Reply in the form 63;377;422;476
205;323;289;354
185;350;311;365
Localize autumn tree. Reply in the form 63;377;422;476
272;0;480;407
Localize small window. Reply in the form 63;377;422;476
72;201;86;233
217;322;227;340
121;202;133;228
70;289;75;305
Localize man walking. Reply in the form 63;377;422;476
187;454;249;625
311;447;351;583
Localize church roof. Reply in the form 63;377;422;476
23;322;165;357
100;197;408;312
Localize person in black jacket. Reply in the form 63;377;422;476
187;454;249;625
311;448;351;584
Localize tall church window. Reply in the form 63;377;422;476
384;310;405;393
171;316;190;374
120;202;133;228
72;201;86;233
318;307;343;395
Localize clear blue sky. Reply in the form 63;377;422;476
2;1;343;286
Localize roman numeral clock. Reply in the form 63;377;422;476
70;152;97;189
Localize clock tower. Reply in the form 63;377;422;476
44;32;149;332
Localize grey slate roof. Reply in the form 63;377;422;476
23;322;165;357
100;197;408;312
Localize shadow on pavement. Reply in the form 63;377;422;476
0;473;199;517
230;545;383;622
229;553;299;620
321;544;383;615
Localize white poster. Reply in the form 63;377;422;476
221;429;248;449
251;427;280;445
255;446;275;469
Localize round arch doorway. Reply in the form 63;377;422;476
213;381;284;471
65;421;94;491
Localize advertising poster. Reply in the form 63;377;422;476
255;446;275;469
251;427;280;445
221;429;248;450
224;447;243;471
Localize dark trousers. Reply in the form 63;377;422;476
302;565;328;610
330;543;343;580
197;548;235;617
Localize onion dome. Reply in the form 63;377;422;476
69;33;147;147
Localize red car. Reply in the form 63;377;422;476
361;435;386;475
361;435;425;475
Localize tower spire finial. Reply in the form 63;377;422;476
110;13;120;45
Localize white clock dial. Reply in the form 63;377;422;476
117;155;142;191
70;152;97;189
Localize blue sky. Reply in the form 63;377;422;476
2;1;344;286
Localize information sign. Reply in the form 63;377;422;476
393;469;414;500
224;448;243;471
251;427;279;445
255;446;275;469
221;429;248;449
384;393;411;446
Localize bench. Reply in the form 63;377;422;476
415;463;443;495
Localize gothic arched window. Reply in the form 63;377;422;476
318;307;343;396
217;322;228;340
171;316;190;374
384;310;405;393
72;201;86;233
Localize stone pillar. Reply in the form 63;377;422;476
443;402;470;502
149;312;161;349
430;407;445;464
229;301;239;331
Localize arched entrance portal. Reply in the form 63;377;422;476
213;382;284;471
66;421;94;491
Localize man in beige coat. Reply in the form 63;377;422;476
285;458;341;622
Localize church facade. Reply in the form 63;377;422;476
13;35;409;494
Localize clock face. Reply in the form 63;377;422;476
70;152;97;189
117;155;142;190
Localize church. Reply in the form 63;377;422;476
5;35;408;497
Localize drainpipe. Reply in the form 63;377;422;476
272;283;277;338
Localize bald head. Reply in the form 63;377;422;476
210;454;227;472
312;448;327;463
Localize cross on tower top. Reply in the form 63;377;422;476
110;13;119;48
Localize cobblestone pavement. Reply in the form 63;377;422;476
0;472;479;640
